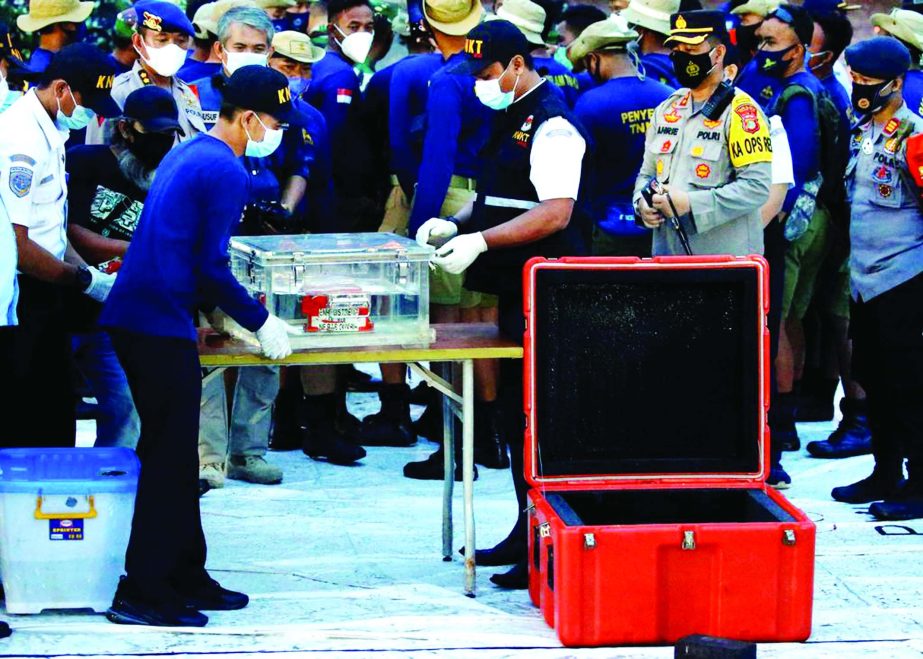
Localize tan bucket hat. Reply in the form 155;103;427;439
871;9;923;53
17;0;94;33
423;0;485;37
494;0;546;46
272;30;325;63
568;15;638;62
730;0;781;19
192;0;258;39
620;0;680;37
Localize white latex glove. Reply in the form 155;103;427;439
84;268;116;302
415;217;458;247
255;314;297;360
433;232;487;275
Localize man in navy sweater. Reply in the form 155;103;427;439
100;66;301;627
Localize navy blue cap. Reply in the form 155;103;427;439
42;43;121;117
123;86;183;134
219;65;307;124
447;19;531;75
132;0;196;37
845;37;912;80
801;0;860;16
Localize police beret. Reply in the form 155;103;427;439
664;10;728;46
845;37;912;80
133;0;196;37
871;9;923;53
567;16;638;62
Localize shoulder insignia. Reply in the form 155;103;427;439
8;166;33;198
138;69;152;86
703;118;722;129
734;101;761;134
883;118;901;137
9;154;36;166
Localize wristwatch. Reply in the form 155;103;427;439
75;264;93;291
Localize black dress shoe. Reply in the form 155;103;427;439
107;596;208;627
178;579;248;611
459;537;525;567
490;561;528;590
831;472;904;504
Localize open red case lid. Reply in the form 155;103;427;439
523;256;770;489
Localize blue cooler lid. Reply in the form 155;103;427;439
0;448;140;495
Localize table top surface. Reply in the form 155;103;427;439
198;322;523;366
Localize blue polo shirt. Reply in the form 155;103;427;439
179;57;221;85
407;52;492;234
534;55;580;107
296;98;338;233
641;52;679;89
100;134;268;340
768;71;824;214
388;52;443;194
574;75;673;236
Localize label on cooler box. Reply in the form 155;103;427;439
49;518;84;541
308;316;373;332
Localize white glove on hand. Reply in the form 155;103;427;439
84;268;116;302
255;314;297;361
415;217;458;247
433;232;487;275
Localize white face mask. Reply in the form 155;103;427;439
334;25;373;64
224;50;269;76
474;64;518;111
244;113;284;158
136;41;187;78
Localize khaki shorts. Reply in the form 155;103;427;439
423;184;498;309
378;181;410;236
782;205;831;321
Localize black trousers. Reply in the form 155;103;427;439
850;272;923;482
764;219;787;467
498;293;529;545
0;276;75;448
109;329;209;602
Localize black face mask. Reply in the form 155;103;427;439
671;48;716;89
851;79;895;117
128;129;176;169
735;23;760;55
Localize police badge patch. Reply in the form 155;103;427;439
8;166;33;198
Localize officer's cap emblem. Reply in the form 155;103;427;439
858;97;870;110
676;15;687;30
142;11;163;32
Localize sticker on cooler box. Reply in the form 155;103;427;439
49;518;84;541
308;316;374;332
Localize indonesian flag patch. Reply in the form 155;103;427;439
521;115;533;132
336;88;353;104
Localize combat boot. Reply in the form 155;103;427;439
807;398;872;458
301;393;366;465
357;383;416;446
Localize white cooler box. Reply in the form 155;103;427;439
0;448;139;614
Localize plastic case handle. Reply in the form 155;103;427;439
34;495;97;520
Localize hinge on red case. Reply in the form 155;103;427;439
538;522;551;538
583;533;596;550
783;529;796;546
682;530;696;550
525;503;536;515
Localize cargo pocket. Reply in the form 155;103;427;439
868;170;903;209
688;142;724;189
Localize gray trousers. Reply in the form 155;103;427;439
198;365;280;465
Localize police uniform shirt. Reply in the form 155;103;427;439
0;210;16;325
574;75;674;236
634;87;773;256
847;103;923;301
85;61;206;144
533;55;581;107
902;69;923;119
0;90;69;262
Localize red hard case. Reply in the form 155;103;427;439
523;256;815;647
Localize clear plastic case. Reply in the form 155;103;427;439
228;233;433;348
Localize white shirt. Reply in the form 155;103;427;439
0;90;69;262
0;200;17;326
530;116;586;201
769;115;794;188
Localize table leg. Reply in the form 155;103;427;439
442;362;454;561
462;358;476;597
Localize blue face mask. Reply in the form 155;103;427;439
271;16;293;33
245;113;284;158
288;77;309;98
56;88;95;131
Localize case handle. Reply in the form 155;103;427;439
34;495;97;520
682;530;696;550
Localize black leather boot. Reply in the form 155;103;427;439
269;378;303;451
474;400;510;469
403;423;478;481
490;560;528;590
831;468;904;504
357;383;416;447
807;398;872;458
301;393;366;465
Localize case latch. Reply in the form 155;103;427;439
682;530;696;551
783;529;796;546
583;533;596;550
538;522;551;538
